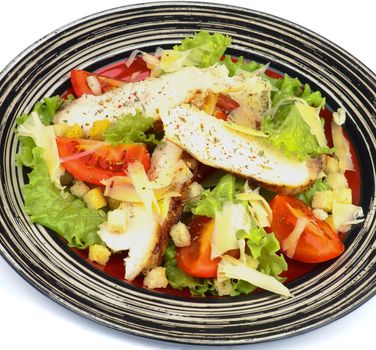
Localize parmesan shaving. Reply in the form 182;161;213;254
217;255;291;297
211;202;250;259
127;161;160;214
332;200;364;233
282;217;309;258
17;112;64;189
86;76;101;95
331;119;354;171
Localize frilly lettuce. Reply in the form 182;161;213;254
17;112;63;188
261;102;332;160
16;96;63;167
160;31;231;72
23;147;106;249
190;174;237;217
104;110;159;145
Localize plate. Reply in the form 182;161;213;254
0;2;375;345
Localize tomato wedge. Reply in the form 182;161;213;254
176;216;220;278
216;93;240;112
269;195;344;263
70;70;126;97
56;137;150;185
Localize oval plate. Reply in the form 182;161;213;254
0;2;375;345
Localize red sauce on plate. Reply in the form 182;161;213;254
70;57;361;295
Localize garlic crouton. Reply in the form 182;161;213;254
312;190;333;212
83;187;107;210
143;266;169;289
214;279;232;296
88;119;110;140
325;172;348;190
170;222;191;247
70;180;90;198
64;123;85;138
186;181;204;201
88;244;111;265
107;208;128;233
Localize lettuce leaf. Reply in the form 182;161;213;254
104;110;159;145
261;103;332;160
16;95;63;126
296;178;331;205
236;228;288;279
16;96;63;167
160;31;231;72
23;147;106;249
190;174;237;217
218;55;260;77
163;243;216;296
269;74;326;109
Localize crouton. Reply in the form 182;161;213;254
325;157;340;174
214;279;232;296
170;222;191;247
64;123;85;138
333;188;352;204
70;180;90;198
88;244;111;266
312;190;333;212
186;181;204;202
107;208;128;233
88;119;111;140
325;172;348;190
143;266;169;289
83;187;107;210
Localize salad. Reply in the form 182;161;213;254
16;31;364;297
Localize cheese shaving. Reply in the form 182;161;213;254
282;217;309;258
331;119;354;171
217;255;291;297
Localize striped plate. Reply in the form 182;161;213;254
0;2;375;345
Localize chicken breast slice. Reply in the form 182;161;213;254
54;65;241;133
98;140;195;280
160;105;323;194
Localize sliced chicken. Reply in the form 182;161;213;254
97;140;195;280
160;105;323;194
54;65;241;133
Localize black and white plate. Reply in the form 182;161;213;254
0;2;375;345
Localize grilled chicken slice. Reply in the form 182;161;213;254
160;105;323;194
54;65;240;133
97;140;194;280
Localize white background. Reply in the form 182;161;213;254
0;1;375;349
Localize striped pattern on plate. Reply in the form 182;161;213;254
0;2;375;345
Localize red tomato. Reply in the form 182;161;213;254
70;70;126;97
269;195;344;263
216;93;240;112
176;216;220;278
214;109;228;120
56;137;150;185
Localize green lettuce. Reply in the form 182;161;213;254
160;31;231;72
236;228;288;280
261;103;332;160
163;243;216;296
190;174;237;217
296;178;331;205
16;95;63;126
269;74;326;109
23;147;106;249
16;96;63;167
104;110;159;145
219;55;260;77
